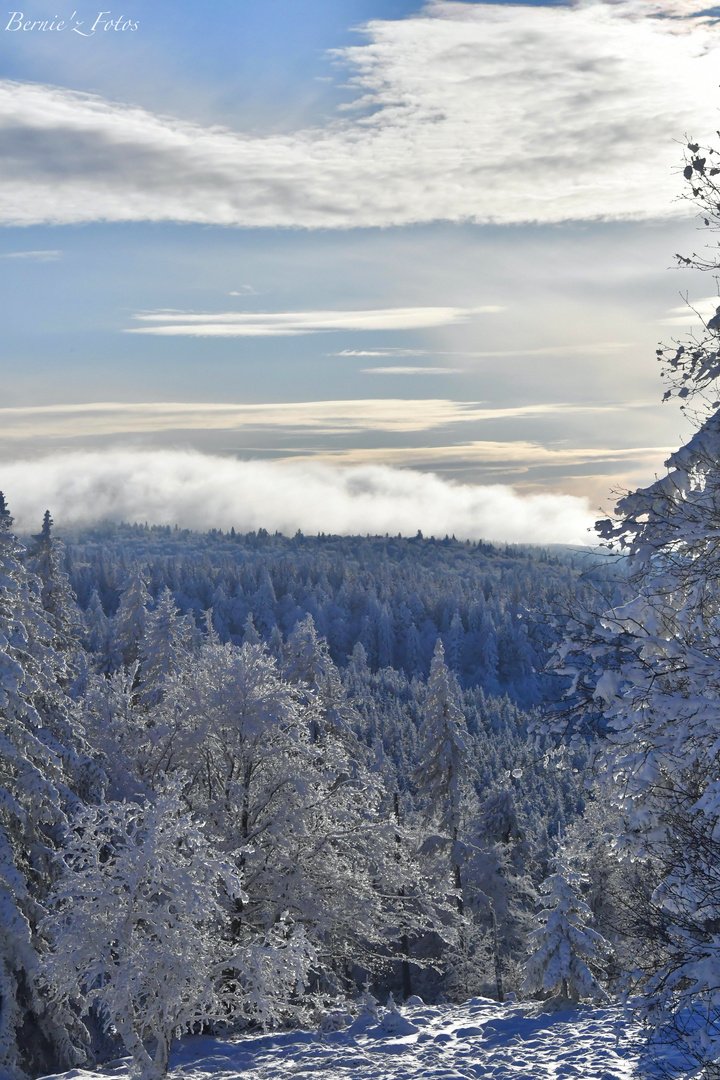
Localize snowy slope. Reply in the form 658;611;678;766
44;999;637;1080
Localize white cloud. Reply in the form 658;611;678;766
229;285;258;296
448;344;636;358
362;366;460;374
333;348;430;357
659;295;720;325
125;305;495;336
0;249;60;260
291;440;674;470
337;343;634;358
0;398;635;441
0;449;596;545
0;0;719;227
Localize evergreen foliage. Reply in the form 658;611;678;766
523;861;611;1003
0;499;609;1077
541;137;720;1073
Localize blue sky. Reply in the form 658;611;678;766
1;0;719;542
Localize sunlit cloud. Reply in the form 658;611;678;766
335;343;635;358
0;0;718;227
333;348;430;357
0;449;597;545
0;399;640;441
659;294;720;326
125;306;499;336
289;440;675;471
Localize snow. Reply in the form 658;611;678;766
40;1000;637;1080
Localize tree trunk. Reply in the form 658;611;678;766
491;903;504;1003
393;792;413;999
452;827;464;916
152;1029;170;1078
401;935;412;1000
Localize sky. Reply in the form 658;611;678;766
1;0;719;543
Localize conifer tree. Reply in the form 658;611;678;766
138;587;193;705
0;494;101;1077
26;511;84;666
111;569;151;669
551;137;720;1069
84;589;113;673
416;640;471;912
523;860;611;1003
242;612;262;646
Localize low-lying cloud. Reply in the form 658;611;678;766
0;449;596;545
0;0;718;227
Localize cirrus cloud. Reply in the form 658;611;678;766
0;398;638;442
125;305;498;336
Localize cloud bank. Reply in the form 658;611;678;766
0;450;596;545
0;0;718;227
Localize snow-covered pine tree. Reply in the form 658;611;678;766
84;589;114;673
523;860;611;1003
0;494;101;1077
283;613;361;751
283;613;328;692
416;639;471;913
111;569;151;669
137;586;193;705
464;788;535;1000
549;137;720;1070
250;568;277;638
242;612;262;646
25;511;85;672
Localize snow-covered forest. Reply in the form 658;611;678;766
3;504;607;1077
9;144;720;1080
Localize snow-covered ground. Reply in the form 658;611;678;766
49;998;638;1080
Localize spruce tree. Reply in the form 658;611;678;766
416;639;471;912
138;587;193;705
523;860;611;1003
0;494;101;1076
26;511;84;666
111;569;151;669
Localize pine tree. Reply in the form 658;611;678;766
416;640;471;913
550;137;720;1070
111;569;151;669
0;494;101;1077
251;569;277;638
242;612;262;646
523;860;611;1003
138;587;193;705
25;511;84;667
84;589;113;673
